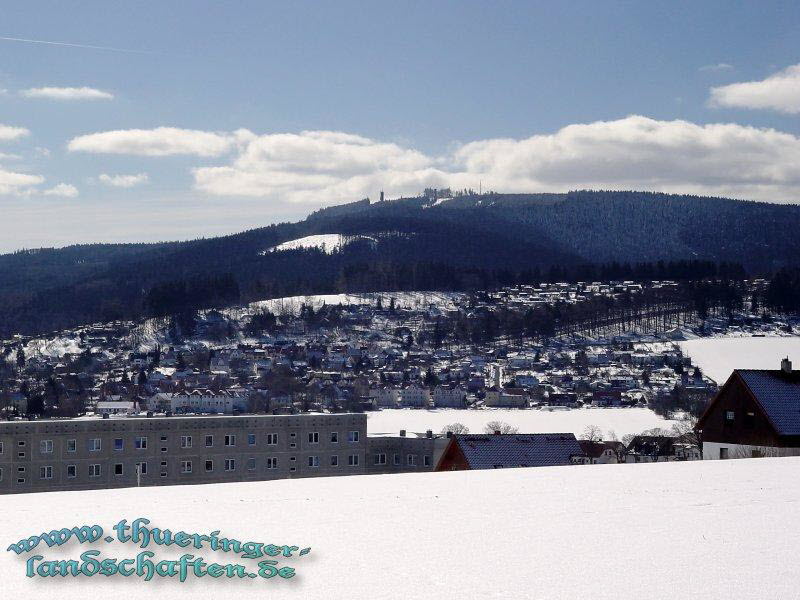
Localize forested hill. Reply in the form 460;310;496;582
2;190;800;336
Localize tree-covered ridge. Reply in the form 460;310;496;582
1;190;799;336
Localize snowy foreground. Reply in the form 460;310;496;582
679;336;800;383
367;407;679;437
1;458;798;599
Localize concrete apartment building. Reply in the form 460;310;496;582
366;430;450;474
0;413;367;494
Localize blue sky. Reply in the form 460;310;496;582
1;1;799;252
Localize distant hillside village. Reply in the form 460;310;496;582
0;280;798;493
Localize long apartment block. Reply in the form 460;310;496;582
0;413;367;494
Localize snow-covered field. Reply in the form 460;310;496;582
679;336;800;383
1;457;797;599
244;290;464;315
367;407;678;437
264;233;376;254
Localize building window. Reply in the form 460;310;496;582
205;460;213;472
39;466;53;479
308;432;319;444
181;435;192;448
160;435;168;442
0;441;3;454
40;440;53;454
114;463;123;476
720;447;729;460
89;464;101;478
330;432;338;443
135;436;147;449
374;453;386;465
348;454;359;466
290;467;296;472
247;457;256;470
136;462;147;475
290;442;297;449
330;455;338;467
114;438;124;451
424;455;431;467
181;460;192;473
205;435;213;447
160;460;167;467
308;456;320;468
17;478;24;484
745;411;755;429
224;458;235;471
224;435;236;447
266;457;277;469
89;438;101;452
725;410;735;421
248;433;256;446
160;472;167;478
66;465;76;478
17;451;25;459
66;439;76;453
348;431;359;443
407;454;416;466
266;433;278;445
17;440;25;447
393;453;400;466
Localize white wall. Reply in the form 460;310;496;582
703;441;800;460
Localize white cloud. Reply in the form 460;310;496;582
189;117;800;205
708;64;800;113
699;63;734;72
0;152;21;160
0;168;44;195
98;173;149;187
21;86;113;100
0;124;30;142
68;127;252;157
42;183;79;197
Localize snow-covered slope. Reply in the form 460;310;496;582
2;458;796;599
264;233;376;254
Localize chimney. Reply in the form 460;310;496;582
426;429;433;439
400;429;406;437
781;357;792;373
446;431;452;438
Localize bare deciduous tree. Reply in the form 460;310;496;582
581;425;603;442
484;420;519;434
441;422;470;434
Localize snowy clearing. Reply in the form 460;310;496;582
679;336;800;383
264;233;376;254
243;290;464;316
367;407;679;437
1;458;796;599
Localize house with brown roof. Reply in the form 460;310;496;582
696;358;800;460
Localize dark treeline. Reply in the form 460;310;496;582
764;267;800;313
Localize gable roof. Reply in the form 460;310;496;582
453;433;581;469
736;369;800;436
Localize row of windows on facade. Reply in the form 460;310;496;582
1;453;365;484
373;453;432;467
0;430;361;456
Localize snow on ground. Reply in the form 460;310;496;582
24;336;82;359
367;407;678;437
263;233;377;255
679;335;800;384
1;457;797;599
242;291;465;316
